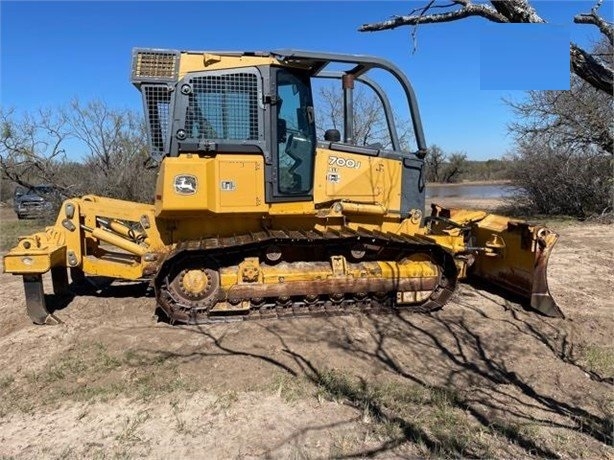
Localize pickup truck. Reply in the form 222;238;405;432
13;185;58;219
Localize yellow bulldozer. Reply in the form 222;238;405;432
3;48;562;324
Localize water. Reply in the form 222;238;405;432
425;183;513;200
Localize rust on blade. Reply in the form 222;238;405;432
471;221;563;318
427;205;563;318
473;222;564;318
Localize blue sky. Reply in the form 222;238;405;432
1;1;611;160
480;23;571;90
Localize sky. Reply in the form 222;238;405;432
1;0;611;161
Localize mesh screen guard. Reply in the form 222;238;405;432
185;72;259;141
142;85;172;159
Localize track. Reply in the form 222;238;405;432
154;227;458;324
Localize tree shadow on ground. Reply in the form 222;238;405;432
460;282;613;385
394;314;611;446
132;307;612;458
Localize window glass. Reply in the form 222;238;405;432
277;71;315;194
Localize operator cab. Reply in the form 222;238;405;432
132;49;427;211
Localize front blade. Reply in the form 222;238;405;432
470;214;563;318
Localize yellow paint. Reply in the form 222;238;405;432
268;202;316;215
89;228;148;256
313;148;402;212
3;194;165;280
3;246;65;274
82;257;143;280
182;269;209;295
218;159;265;209
178;52;280;78
155;154;267;216
336;202;387;215
219;257;439;289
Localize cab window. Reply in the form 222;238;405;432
276;71;316;195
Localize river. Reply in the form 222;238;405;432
425;183;513;200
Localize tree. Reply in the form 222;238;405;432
502;38;613;217
425;144;468;182
64;99;156;202
507;38;613;155
506;140;611;217
315;82;415;150
360;0;613;216
0;100;156;206
462;158;511;181
425;144;445;181
359;0;613;95
0;107;72;196
442;151;468;183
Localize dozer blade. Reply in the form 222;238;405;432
469;214;563;318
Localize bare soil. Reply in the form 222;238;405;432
0;201;613;459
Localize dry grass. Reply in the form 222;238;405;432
581;344;614;378
0;342;193;418
0;218;46;252
299;369;499;458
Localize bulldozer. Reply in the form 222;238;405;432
2;48;563;325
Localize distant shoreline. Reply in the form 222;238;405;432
426;180;512;187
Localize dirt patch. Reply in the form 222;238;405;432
1;220;613;458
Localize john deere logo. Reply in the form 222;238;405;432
174;175;197;195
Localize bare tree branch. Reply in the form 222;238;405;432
490;0;544;23
315;82;414;150
424;145;468;182
1;102;156;204
359;2;508;31
359;0;614;95
0;107;72;193
570;42;614;95
574;0;614;46
506;76;613;155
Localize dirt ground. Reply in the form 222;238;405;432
0;202;613;459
